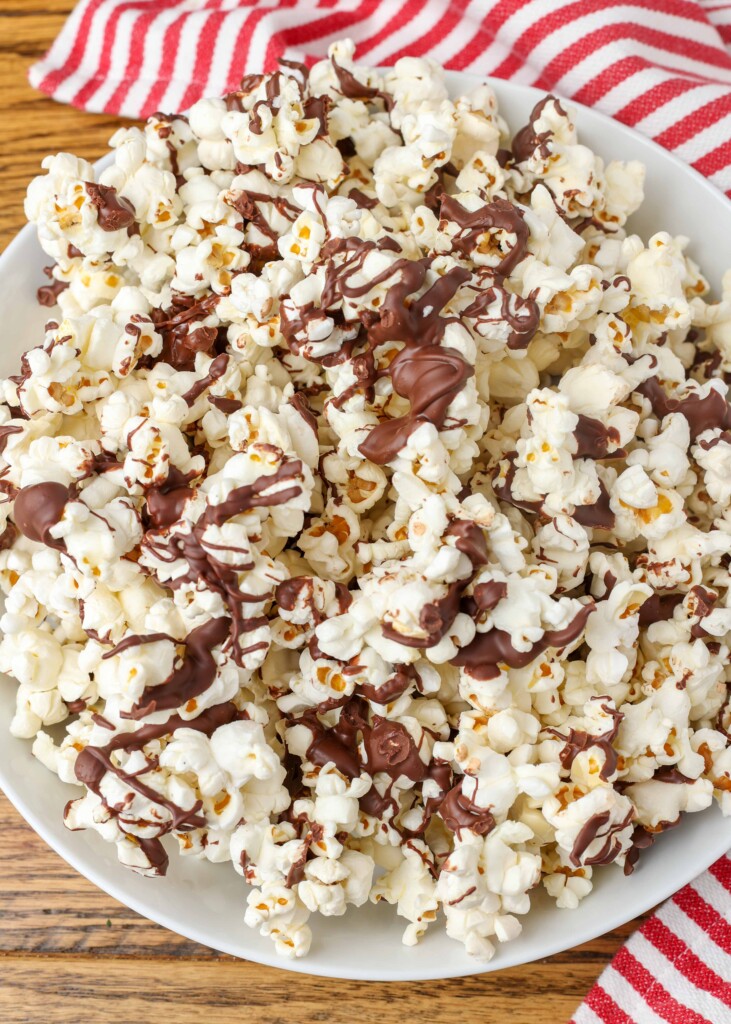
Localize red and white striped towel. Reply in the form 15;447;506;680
26;0;731;196
572;855;731;1024
25;2;731;1020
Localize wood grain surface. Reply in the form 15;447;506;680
0;4;649;1022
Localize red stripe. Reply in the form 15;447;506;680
381;0;472;63
138;10;189;115
583;980;632;1024
103;4;160;114
222;7;270;91
178;10;228;111
71;0;139;108
37;0;109;94
670;884;731;957
570;55;649;105
538;23;731;88
614;75;703;126
643;916;731;1008
614;946;711;1024
232;3;286;75
654;90;731;148
263;0;384;70
443;0;538;73
490;0;714;81
356;0;425;56
709;856;731;890
693;135;731;175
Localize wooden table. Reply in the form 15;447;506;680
0;4;648;1021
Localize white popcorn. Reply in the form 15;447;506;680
6;40;731;966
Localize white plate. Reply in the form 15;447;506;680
0;72;730;981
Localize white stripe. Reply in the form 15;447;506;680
239;7;284;73
544;34;731;92
366;0;457;64
120;5;186;116
83;6;140;112
599;964;668;1024
707;166;731;191
632;931;731;1024
422;0;487;65
157;9;212;113
570;1004;605;1024
512;6;731;87
461;36;521;76
671;108;731;159
202;5;251;98
632;82;727;134
658;900;731;984
693;867;731;922
526;3;730;62
51;0;126;104
27;0;96;90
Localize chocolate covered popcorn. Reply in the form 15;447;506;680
3;39;731;962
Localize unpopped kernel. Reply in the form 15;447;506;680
3;38;730;962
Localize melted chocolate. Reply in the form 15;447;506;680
181;353;229;406
84;182;137;232
438;780;495;836
569;807;634;867
0;424;22;455
37;265;69;307
332;59;392;109
71;701;239;875
638;377;731;441
151;293;221;370
574;414;623;459
13;481;72;550
511;96;567;164
453;603;595;678
444;519;489;567
381;580;463;649
440;195;529;277
638;592;683;627
462;282;539;350
358;345;473;464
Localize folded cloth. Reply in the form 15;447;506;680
27;0;731;195
572;855;731;1024
26;2;731;1021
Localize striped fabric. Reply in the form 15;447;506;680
27;0;731;196
573;856;731;1024
25;2;731;1020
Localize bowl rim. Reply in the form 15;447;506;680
0;68;730;981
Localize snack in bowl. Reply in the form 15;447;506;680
2;38;730;963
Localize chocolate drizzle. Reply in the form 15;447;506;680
358;345;473;464
574;414;623;459
37;265;69;307
453;603;595;679
511;96;568;164
462;283;539;350
569;807;634;867
117;618;230;718
152;293;221;370
440;195;529;276
70;701;240;875
142;459;305;662
638;377;731;441
438;780;495;836
84;182;137;232
13;481;72;550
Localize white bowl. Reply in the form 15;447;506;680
0;71;730;981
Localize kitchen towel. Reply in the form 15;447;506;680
27;0;731;195
26;2;731;1022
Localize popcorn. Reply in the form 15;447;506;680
7;39;731;965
